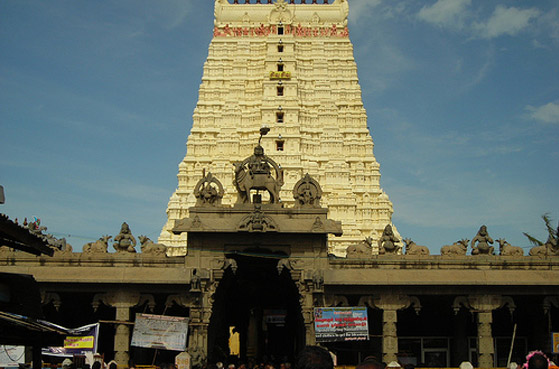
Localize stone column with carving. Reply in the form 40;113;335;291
295;270;316;346
93;291;154;366
453;295;515;369
165;287;206;368
361;294;421;364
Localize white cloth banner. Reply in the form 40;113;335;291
131;313;189;351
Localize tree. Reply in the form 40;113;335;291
523;213;559;246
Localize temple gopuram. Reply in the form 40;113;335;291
1;1;559;369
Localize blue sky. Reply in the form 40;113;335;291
1;0;558;254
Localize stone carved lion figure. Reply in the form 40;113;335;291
138;235;167;256
440;239;470;256
403;238;430;256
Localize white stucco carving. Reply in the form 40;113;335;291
160;0;395;256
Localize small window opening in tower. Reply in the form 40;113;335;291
278;26;284;35
277;86;284;96
276;112;284;123
277;63;284;72
276;140;284;151
278;45;284;53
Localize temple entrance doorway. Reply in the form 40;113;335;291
208;251;305;365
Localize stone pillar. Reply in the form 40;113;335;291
361;294;421;364
293;269;319;346
477;310;494;368
93;291;152;366
296;279;316;345
453;295;515;369
382;308;399;363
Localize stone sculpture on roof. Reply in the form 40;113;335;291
293;173;322;208
471;225;495;255
440;239;469;256
403;238;430;256
496;238;523;256
346;237;372;259
529;233;559;257
194;172;224;207
83;235;111;254
113;222;136;253
237;204;278;232
378;224;401;255
138;236;167;256
233;127;284;205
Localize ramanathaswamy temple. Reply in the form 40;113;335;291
1;1;559;369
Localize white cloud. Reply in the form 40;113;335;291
348;0;382;24
416;2;543;40
417;0;471;29
526;102;559;124
473;5;540;39
460;47;495;91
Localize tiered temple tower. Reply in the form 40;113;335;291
160;0;395;256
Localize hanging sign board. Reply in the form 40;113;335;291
314;307;369;342
43;323;100;357
131;313;189;351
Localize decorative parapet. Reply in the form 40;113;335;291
325;256;559;291
214;0;349;27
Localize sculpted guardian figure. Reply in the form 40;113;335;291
471;225;495;255
113;222;137;253
378;225;401;254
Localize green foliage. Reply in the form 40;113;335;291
523;213;559;246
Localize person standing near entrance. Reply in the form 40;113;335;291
295;346;333;369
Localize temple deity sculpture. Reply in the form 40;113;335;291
113;222;137;253
193;172;224;207
233;128;284;205
378;225;401;254
293;173;322;208
471;225;495;255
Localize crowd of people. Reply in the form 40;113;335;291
205;347;557;369
35;347;556;369
293;347;556;369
